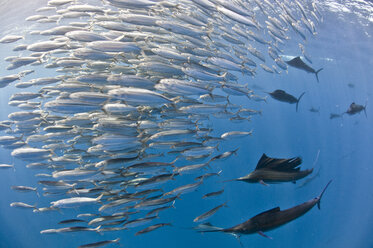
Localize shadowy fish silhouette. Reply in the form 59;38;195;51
286;56;323;82
268;90;305;112
344;102;367;117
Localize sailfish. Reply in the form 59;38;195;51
233;153;313;186
198;181;332;242
286;56;323;82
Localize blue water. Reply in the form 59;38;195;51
0;1;372;248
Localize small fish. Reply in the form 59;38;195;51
77;213;100;218
221;131;252;140
41;226;101;234
10;202;36;209
173;162;210;174
77;238;120;248
0;35;23;43
202;189;224;199
193;201;227;222
58;219;87;225
209;148;239;162
51;194;103;208
0;164;14;169
249;94;268;103
164;181;203;196
330;113;342;119
123;215;158;228
135;223;172;235
195;170;222;181
309;107;320;114
11;186;38;196
260;64;274;73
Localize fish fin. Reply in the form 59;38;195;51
96;193;104;202
252;207;280;219
296;92;306;112
315;68;323;83
258;231;273;239
317;180;332;209
255;153;271;169
259;180;269;186
215;143;220;152
175;193;182;200
170;157;179;165
232;233;245;248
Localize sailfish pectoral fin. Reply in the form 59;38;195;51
259;180;269;186
231;233;245;248
257;231;273;239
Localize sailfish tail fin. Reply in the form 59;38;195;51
317;179;332;209
296;92;306;112
315;68;323;83
364;100;368;118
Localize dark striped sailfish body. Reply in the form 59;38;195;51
241;168;314;183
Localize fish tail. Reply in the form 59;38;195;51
233;147;240;154
170;157;179;165
96;193;104;202
315;68;323;83
175;193;182;200
226;95;231;105
296;92;306;112
317;179;332;209
364;100;368;117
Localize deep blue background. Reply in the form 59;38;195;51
0;1;372;247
